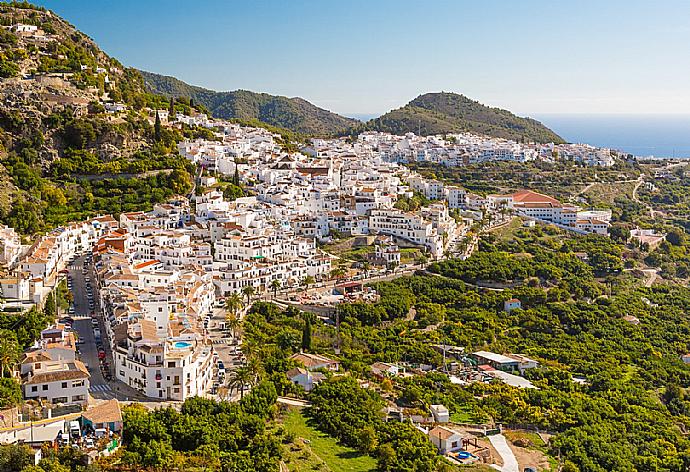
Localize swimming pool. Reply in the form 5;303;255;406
173;341;192;349
451;451;478;461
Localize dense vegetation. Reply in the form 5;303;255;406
409;160;640;204
140;70;358;136
357;92;564;143
637;164;690;231
119;384;280;471
241;224;690;472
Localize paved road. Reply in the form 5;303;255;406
488;434;519;472
69;256;142;402
69;256;112;400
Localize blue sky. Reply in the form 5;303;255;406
32;0;690;117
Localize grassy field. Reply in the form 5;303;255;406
581;181;637;207
282;410;377;472
489;216;523;240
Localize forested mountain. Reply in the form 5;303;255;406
139;70;358;136
0;3;202;235
360;92;564;143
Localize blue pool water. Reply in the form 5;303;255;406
174;341;192;349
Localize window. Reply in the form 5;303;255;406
42;385;48;391
31;386;37;392
62;382;67;389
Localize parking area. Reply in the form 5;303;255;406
207;306;246;398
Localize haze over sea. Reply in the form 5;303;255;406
349;113;690;159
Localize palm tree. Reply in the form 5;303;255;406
0;330;20;378
270;279;281;299
228;366;255;399
301;275;315;292
361;262;371;278
225;292;242;317
241;285;255;306
225;312;241;339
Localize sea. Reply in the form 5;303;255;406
536;114;690;159
346;113;690;159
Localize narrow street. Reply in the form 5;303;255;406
68;256;147;403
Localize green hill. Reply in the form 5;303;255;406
0;2;199;235
139;70;358;136
362;92;564;143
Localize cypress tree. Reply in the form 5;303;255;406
154;111;162;142
233;164;240;186
301;317;312;352
168;97;175;117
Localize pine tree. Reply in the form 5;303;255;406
154;111;162;142
168;97;175;117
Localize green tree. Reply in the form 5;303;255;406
242;285;255;306
270;279;281;299
153;111;162;142
228;366;255;399
667;227;686;246
233;163;240;186
225;312;241;339
0;444;34;472
301;314;312;352
0;330;20;378
0;378;22;408
301;275;315;291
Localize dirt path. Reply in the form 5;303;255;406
631;176;658;219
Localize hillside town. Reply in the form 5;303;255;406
1;2;690;471
0;111;619;465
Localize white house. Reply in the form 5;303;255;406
504;298;522;312
430;404;450;423
22;359;90;405
286;367;324;392
428;426;463;454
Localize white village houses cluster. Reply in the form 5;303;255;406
356;131;617;167
0;114;614;405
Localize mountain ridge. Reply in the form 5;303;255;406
139;70;358;136
141;71;564;143
360;92;565;143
